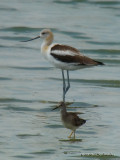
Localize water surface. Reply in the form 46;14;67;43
0;0;120;159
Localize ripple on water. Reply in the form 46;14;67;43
29;149;56;155
90;0;120;6
45;124;63;129
86;41;120;46
71;79;120;88
2;105;38;112
13;155;34;159
0;77;12;81
49;77;120;88
0;26;40;33
0;26;58;33
60;30;92;40
16;133;41;139
10;66;53;71
0;98;34;103
84;49;120;55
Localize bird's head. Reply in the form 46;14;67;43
52;102;65;111
40;29;52;38
21;29;53;45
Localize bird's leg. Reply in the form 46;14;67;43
62;70;70;103
65;70;70;94
68;131;73;138
62;70;66;103
73;131;76;139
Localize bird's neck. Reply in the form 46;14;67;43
60;105;67;116
41;33;54;54
43;32;54;46
46;32;54;46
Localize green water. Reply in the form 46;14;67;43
0;0;120;159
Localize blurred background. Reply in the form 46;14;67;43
0;0;120;159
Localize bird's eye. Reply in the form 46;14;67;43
42;32;46;35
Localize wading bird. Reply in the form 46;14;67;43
22;29;104;102
52;102;86;139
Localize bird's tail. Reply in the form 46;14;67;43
81;119;86;125
94;60;104;65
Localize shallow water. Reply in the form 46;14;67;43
0;0;120;159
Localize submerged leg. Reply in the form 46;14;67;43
68;131;73;138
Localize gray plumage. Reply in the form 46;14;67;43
59;102;86;139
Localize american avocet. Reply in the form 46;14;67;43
22;29;104;102
52;102;86;139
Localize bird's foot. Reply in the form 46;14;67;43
68;131;73;138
